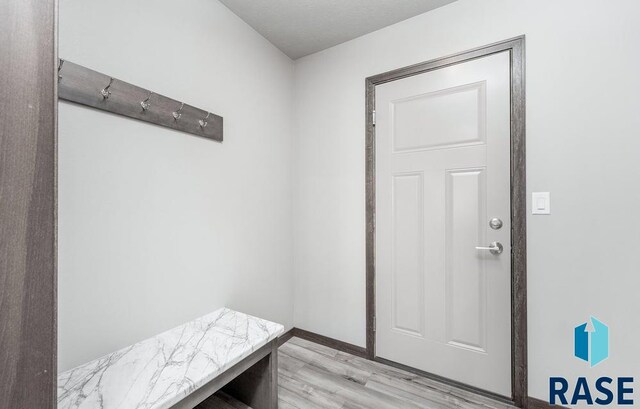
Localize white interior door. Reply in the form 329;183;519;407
375;51;511;396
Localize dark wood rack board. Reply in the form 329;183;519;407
58;59;223;142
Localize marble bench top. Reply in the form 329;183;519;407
58;308;284;409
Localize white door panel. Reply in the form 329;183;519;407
375;51;511;396
392;81;486;152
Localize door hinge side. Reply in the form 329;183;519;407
373;315;376;332
372;110;376;126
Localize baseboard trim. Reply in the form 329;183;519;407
278;327;367;359
527;397;566;409
277;329;561;409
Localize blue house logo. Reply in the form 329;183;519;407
574;316;609;367
549;318;633;406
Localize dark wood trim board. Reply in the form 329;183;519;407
365;36;527;408
527;397;566;409
286;328;368;359
58;60;223;142
0;0;58;407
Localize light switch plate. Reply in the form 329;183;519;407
532;192;550;215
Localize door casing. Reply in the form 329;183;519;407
0;0;58;407
365;36;527;408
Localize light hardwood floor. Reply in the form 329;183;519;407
204;337;516;409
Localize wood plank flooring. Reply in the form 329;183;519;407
204;337;516;409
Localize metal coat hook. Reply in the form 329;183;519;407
172;102;184;120
101;78;114;99
58;59;64;82
141;92;152;111
199;112;210;128
57;60;223;141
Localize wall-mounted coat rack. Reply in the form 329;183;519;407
57;59;223;142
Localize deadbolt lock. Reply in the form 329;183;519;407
489;218;503;230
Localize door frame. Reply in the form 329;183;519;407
365;36;527;407
0;0;58;407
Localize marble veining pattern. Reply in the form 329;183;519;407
58;308;284;409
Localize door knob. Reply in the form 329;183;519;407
475;241;503;255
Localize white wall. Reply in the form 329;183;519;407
293;0;640;402
58;0;294;370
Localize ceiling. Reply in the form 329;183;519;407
219;0;457;59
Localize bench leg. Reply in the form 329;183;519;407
222;339;278;409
